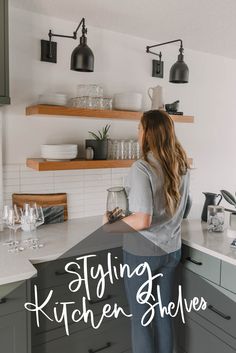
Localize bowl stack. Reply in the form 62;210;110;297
41;145;78;161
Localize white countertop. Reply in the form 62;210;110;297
0;217;236;286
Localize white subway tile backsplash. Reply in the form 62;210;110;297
54;183;84;193
4;184;20;193
3;164;131;219
54;175;84;183
84;168;111;175
54;170;84;176
20;184;54;194
3;165;20;172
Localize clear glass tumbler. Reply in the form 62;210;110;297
207;205;225;232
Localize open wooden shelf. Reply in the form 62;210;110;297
26;105;194;123
26;158;193;171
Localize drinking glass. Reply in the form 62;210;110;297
112;140;119;160
102;98;112;110
207;205;225;232
118;140;126;160
132;141;141;159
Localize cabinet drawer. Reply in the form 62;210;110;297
221;261;236;294
33;247;123;290
33;317;131;353
182;268;236;340
32;276;128;343
175;315;235;353
181;244;221;284
0;281;26;317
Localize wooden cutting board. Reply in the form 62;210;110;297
12;193;68;221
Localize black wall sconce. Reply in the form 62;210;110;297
146;39;189;83
41;17;94;72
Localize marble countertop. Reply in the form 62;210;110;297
0;216;236;286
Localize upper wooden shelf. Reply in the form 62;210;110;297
25;105;194;123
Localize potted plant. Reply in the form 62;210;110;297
85;124;111;160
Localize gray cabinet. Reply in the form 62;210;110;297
0;311;28;353
0;281;28;353
0;0;10;105
175;314;235;353
175;245;236;352
221;261;236;294
33;317;131;353
181;244;221;284
31;247;131;353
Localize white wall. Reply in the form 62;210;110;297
3;6;236;219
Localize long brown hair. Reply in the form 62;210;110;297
141;110;189;216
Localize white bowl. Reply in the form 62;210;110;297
113;92;142;111
38;93;68;106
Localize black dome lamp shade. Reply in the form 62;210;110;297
41;17;94;72
71;34;94;72
146;39;189;83
169;45;189;83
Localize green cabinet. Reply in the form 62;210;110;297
0;0;10;105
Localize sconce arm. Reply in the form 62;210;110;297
146;39;183;54
47;18;87;58
48;17;87;41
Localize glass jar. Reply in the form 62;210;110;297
207;205;225;232
106;187;128;223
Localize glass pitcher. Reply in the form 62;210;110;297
106;187;128;223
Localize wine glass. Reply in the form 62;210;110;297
4;206;24;253
23;204;45;249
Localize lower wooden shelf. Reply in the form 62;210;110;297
26;158;193;171
26;158;135;171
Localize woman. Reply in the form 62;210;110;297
104;109;190;353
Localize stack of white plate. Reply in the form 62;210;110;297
41;145;78;161
38;93;68;106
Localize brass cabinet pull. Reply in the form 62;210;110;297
88;295;112;305
0;298;6;304
88;342;111;353
208;304;231;320
186;256;202;266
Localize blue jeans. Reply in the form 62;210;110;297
123;248;181;353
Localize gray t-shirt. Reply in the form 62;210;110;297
123;151;190;255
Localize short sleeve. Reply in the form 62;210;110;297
126;161;153;215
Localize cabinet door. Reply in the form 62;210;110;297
175;315;235;353
0;0;10;104
0;311;28;353
181;268;236;341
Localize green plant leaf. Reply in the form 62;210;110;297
88;124;111;141
88;131;100;140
